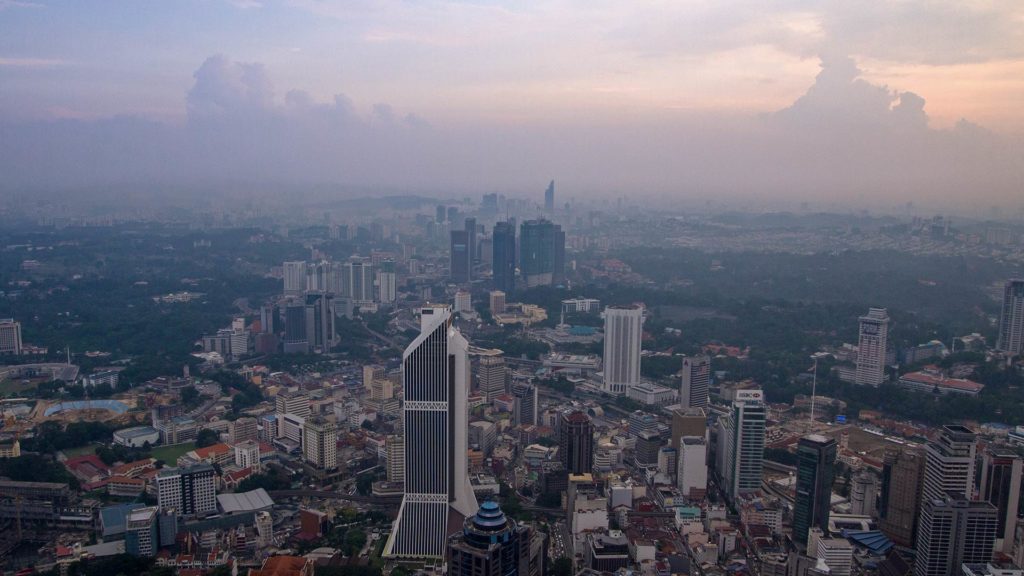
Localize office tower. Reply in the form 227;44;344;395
385;306;477;559
794;434;838;546
448;206;460;223
454;290;472;314
979;448;1022;554
155;464;216;517
634;430;663;468
492;221;516;294
306;260;330;292
283;261;307;295
489;290;506;314
364;365;385;392
259;305;279;334
879;448;925;547
283;302;309;354
519;219;564;288
680;355;710;409
303;416;338;471
914;495;998;576
849;472;878;517
125;506;160;557
677;436;708;498
231;417;258;444
544;180;555;212
997;280;1024;355
451;230;472;283
303;292;336;352
469;421;497;456
0;319;22;355
671;407;707;453
602;305;644;395
855;308;889;386
560;411;594;475
386;435;405;484
716;389;766;501
476;355;507;402
921;424;976;504
234;441;261;471
511;381;538;426
464;217;478;263
377;259;397;304
342;259;375;303
276;389;310;419
436;205;446;223
447;501;527;576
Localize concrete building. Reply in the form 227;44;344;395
283;261;307;295
386;435;405;484
476;355;507;402
155;464;216;517
125;506;159;557
0;319;22;355
303;416;338;471
808;528;853;576
385;306;477;559
717;389;766;502
979;448;1022;554
602;304;644;395
794;435;837;546
454;290;472;314
671;407;707;453
998;279;1024;356
489;290;507;314
914;495;998;576
276;389;310;419
234;441;261;472
677;436;708;498
560;411;594;475
511;381;538;427
447;501;531;576
230;417;258;444
492;221;516;295
855;308;890;386
680;355;710;409
879;448;926;547
849;471;878;517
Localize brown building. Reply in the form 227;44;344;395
671;407;707;452
878;448;925;547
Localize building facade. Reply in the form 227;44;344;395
680;355;710;409
794;435;837;546
560;411;594;475
602;305;644;396
998;279;1024;355
855;308;889;386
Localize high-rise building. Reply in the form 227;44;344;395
489;290;506;314
511;381;538;426
808;528;854;576
283;302;309;354
304;292;336;352
125;506;159;557
849;472;878;517
997;279;1024;355
879;448;925;547
464;217;478;263
671;407;707;453
0;319;22;356
634;430;663;468
454;290;472;314
234;441;261;471
794;434;838;546
259;305;279;334
276;389;310;419
492;222;516;294
476;355;507;402
436;205;447;223
921;424;976;504
979;448;1022;554
913;495;998;576
342;259;375;304
602;305;644;396
680;355;710;409
855;308;889;386
386;435;405;484
544;180;555;212
677;436;708;498
384;306;477;559
447;501;531;576
231;417;258;444
450;230;472;283
303;416;338;472
155;464;216;517
283;261;307;295
519;219;564;288
377;259;397;304
716;389;766;501
560;411;594;475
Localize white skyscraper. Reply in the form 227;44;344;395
0;319;22;356
283;261;307;295
384;306;477;559
680;355;710;409
303;416;338;471
602;305;644;395
855;308;889;387
716;389;766;502
677;436;708;498
997;279;1024;356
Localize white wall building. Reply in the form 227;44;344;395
602;305;644;396
855;308;889;386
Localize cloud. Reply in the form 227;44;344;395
0;53;1020;214
0;0;44;10
0;57;65;68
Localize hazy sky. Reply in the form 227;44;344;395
2;1;1023;209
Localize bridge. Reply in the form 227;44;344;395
269;490;402;506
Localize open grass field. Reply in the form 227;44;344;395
151;442;195;463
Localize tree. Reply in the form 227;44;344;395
195;428;219;448
180;385;200;406
356;473;374;495
551;557;573;576
344;528;367;556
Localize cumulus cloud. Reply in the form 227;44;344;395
0;54;1020;213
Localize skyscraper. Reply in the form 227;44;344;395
377;259;397;304
283;302;309;354
914;495;998;576
677;436;708;498
855;308;889;386
0;318;22;355
602;305;644;395
492;221;517;294
465;217;478;263
997;279;1024;355
303;416;338;472
560;411;594;475
155;464;216;517
304;292;336;352
511;381;538;426
476;355;507;402
447;501;530;576
450;229;472;283
716;389;766;501
544;180;554;212
342;259;375;303
849;472;878;517
283;261;307;295
978;448;1022;554
671;407;707;453
920;424;976;504
259;305;279;334
878;448;925;547
519;219;564;288
125;506;159;557
680;355;710;409
794;434;837;546
385;306;477;559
